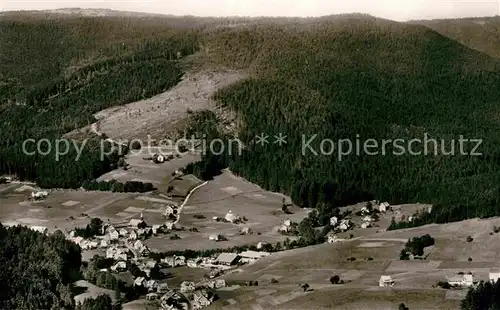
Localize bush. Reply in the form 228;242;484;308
466;236;473;242
170;234;181;240
330;275;340;284
398;303;409;310
468;257;473;262
437;281;452;289
130;141;142;150
270;278;279;284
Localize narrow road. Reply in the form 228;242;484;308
173;181;208;225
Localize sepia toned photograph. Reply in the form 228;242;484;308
1;1;500;309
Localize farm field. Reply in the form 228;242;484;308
145;170;310;252
0;169;309;253
97;146;202;190
207;217;500;310
0;184;172;233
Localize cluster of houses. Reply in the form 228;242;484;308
379;271;500;289
155;279;224;310
136;250;272;310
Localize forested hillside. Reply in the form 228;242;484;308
4;11;500;227
412;16;500;60
0;225;82;309
0;14;198;187
195;17;500;226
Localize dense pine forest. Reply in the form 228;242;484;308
4;12;500;227
0;225;82;309
193;16;500;227
0;14;198;187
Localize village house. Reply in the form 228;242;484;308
379;275;395;287
163;205;176;217
447;274;474;287
192;290;213;310
129;218;146;229
146;292;159;301
329;216;338;227
134;240;147;252
82;240;99;250
240;227;251;235
129;230;138;240
100;239;109;248
119;228;128;237
157;283;170;293
256;242;267;250
161;256;175;267
209;234;221;242
79;240;90;250
239;251;270;264
279;219;293;233
70;236;84;245
145;260;157;269
109;229;119;241
145;279;158;291
134;277;146;287
490;272;500;283
165;222;176;230
152;224;162;234
225;210;238;223
362;215;374;223
31;191;49;200
361;222;371;229
202;279;223;289
338;219;352;232
214;279;226;288
111;261;127;272
180;281;196;293
216;253;240;266
379;201;390;212
152;153;165;164
208;269;220;279
30;226;49;234
161;291;184;309
175;256;186;267
106;247;128;261
187;258;202;268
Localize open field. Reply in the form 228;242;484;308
145;170;310;251
97;146;201;190
0;169;308;252
204;216;500;310
93;70;246;141
0;185;174;232
74;280;116;305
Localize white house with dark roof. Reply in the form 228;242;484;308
379;202;390;212
379;275;394;287
180;281;195;293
